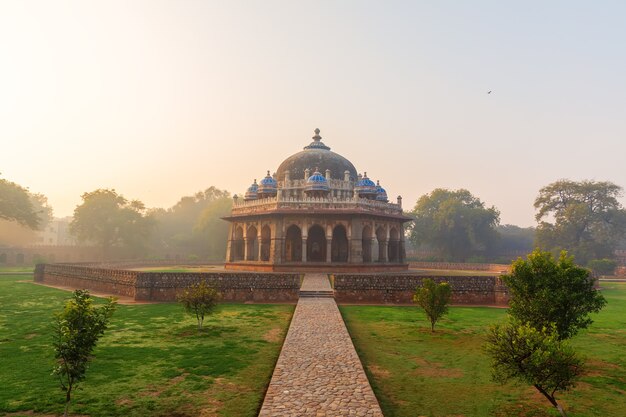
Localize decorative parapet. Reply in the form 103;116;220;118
231;195;404;216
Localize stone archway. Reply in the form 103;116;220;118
307;225;326;262
261;225;271;261
331;225;349;262
388;227;399;263
285;225;302;262
362;225;372;263
246;225;258;261
375;226;387;262
233;226;244;261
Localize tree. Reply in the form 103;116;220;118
485;320;583;417
503;249;606;340
413;278;452;331
178;281;221;330
0;176;44;229
534;179;626;264
409;188;500;261
194;196;233;260
149;187;231;260
70;189;155;259
52;290;116;417
0;192;53;246
587;258;617;276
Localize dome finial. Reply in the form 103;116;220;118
304;128;330;150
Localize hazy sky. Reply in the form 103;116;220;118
2;1;625;226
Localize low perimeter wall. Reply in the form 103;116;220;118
333;274;509;306
34;264;301;303
409;261;510;273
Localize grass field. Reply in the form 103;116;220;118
0;275;293;417
341;282;626;417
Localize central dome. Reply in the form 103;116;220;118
276;129;358;181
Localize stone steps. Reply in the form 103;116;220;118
299;290;335;298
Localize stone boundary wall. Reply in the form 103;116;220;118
409;261;510;273
333;274;509;306
34;264;138;297
135;272;300;302
34;264;301;303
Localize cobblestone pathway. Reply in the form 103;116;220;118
259;274;383;416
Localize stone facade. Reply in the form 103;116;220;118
224;129;411;272
333;274;509;306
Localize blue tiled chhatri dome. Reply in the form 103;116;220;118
376;180;388;202
354;172;377;198
305;168;330;195
258;171;278;198
244;179;258;201
225;128;411;272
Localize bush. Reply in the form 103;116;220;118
587;258;617;276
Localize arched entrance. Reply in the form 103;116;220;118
307;225;326;262
246;225;258;261
376;226;387;262
285;225;302;262
331;225;349;262
388;227;399;262
362;225;372;263
261;225;271;261
233;226;244;261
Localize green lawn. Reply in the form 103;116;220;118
0;275;293;417
0;266;34;273
340;282;626;417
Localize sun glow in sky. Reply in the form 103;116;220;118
2;0;626;226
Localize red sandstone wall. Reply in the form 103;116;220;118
35;264;138;298
333;274;509;306
409;261;510;273
35;264;300;303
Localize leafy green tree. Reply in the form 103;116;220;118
409;188;500;261
70;189;155;259
503;249;606;340
194;196;233;260
0;192;54;246
149;187;231;260
52;290;116;417
485;320;583;417
534;179;626;264
0;176;45;229
178;281;221;330
413;278;452;331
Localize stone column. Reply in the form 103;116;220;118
243;226;248;261
226;239;233;262
302;238;307;262
257;230;263;261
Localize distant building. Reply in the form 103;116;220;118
34;217;75;246
223;129;411;272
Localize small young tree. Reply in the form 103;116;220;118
178;281;221;330
485;320;583;417
413;278;451;332
503;249;606;340
52;290;116;417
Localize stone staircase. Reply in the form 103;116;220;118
299;289;334;298
298;273;335;298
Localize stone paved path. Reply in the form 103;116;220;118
259;274;383;416
299;273;333;292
